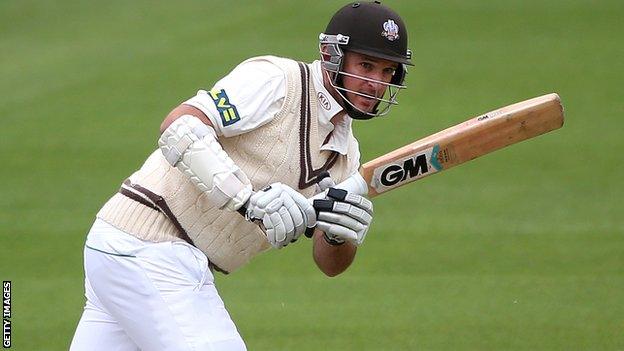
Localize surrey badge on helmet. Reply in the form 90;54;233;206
382;19;400;41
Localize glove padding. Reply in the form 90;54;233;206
246;183;316;248
313;188;373;246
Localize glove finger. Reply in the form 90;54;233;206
357;227;369;246
282;186;317;225
265;227;277;248
248;189;263;208
316;221;358;243
266;197;284;213
278;206;295;243
263;216;278;248
280;193;303;226
318;211;365;232
314;200;372;225
251;184;283;208
249;196;284;220
335;202;373;225
267;212;287;246
247;188;278;219
345;193;373;214
281;194;305;239
326;188;373;215
247;205;265;220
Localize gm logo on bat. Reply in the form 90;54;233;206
372;145;443;193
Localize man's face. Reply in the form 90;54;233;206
340;51;399;113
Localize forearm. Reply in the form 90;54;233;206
312;228;357;277
161;104;213;133
159;113;252;211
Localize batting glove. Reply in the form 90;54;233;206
245;183;316;248
313;188;373;246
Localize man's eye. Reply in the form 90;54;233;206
384;68;396;75
360;62;372;70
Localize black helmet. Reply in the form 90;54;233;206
324;1;412;66
319;1;412;119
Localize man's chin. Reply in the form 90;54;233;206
351;98;374;112
345;94;376;112
358;102;376;113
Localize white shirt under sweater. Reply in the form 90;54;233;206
183;60;357;158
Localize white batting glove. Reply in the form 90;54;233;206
246;183;316;248
313;188;373;246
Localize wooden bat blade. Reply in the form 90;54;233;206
360;93;564;197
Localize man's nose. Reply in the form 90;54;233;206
365;74;385;96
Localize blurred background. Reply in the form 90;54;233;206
1;0;622;349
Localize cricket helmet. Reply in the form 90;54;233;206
319;1;412;119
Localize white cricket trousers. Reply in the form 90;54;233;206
70;219;247;351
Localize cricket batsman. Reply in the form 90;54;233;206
70;2;412;350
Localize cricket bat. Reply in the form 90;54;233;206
334;93;565;197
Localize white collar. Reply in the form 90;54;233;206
309;60;352;155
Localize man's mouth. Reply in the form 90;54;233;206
359;91;377;99
357;96;376;110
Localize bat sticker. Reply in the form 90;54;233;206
371;144;443;193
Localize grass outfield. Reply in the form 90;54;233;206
1;0;622;349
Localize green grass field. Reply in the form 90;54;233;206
1;0;623;349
